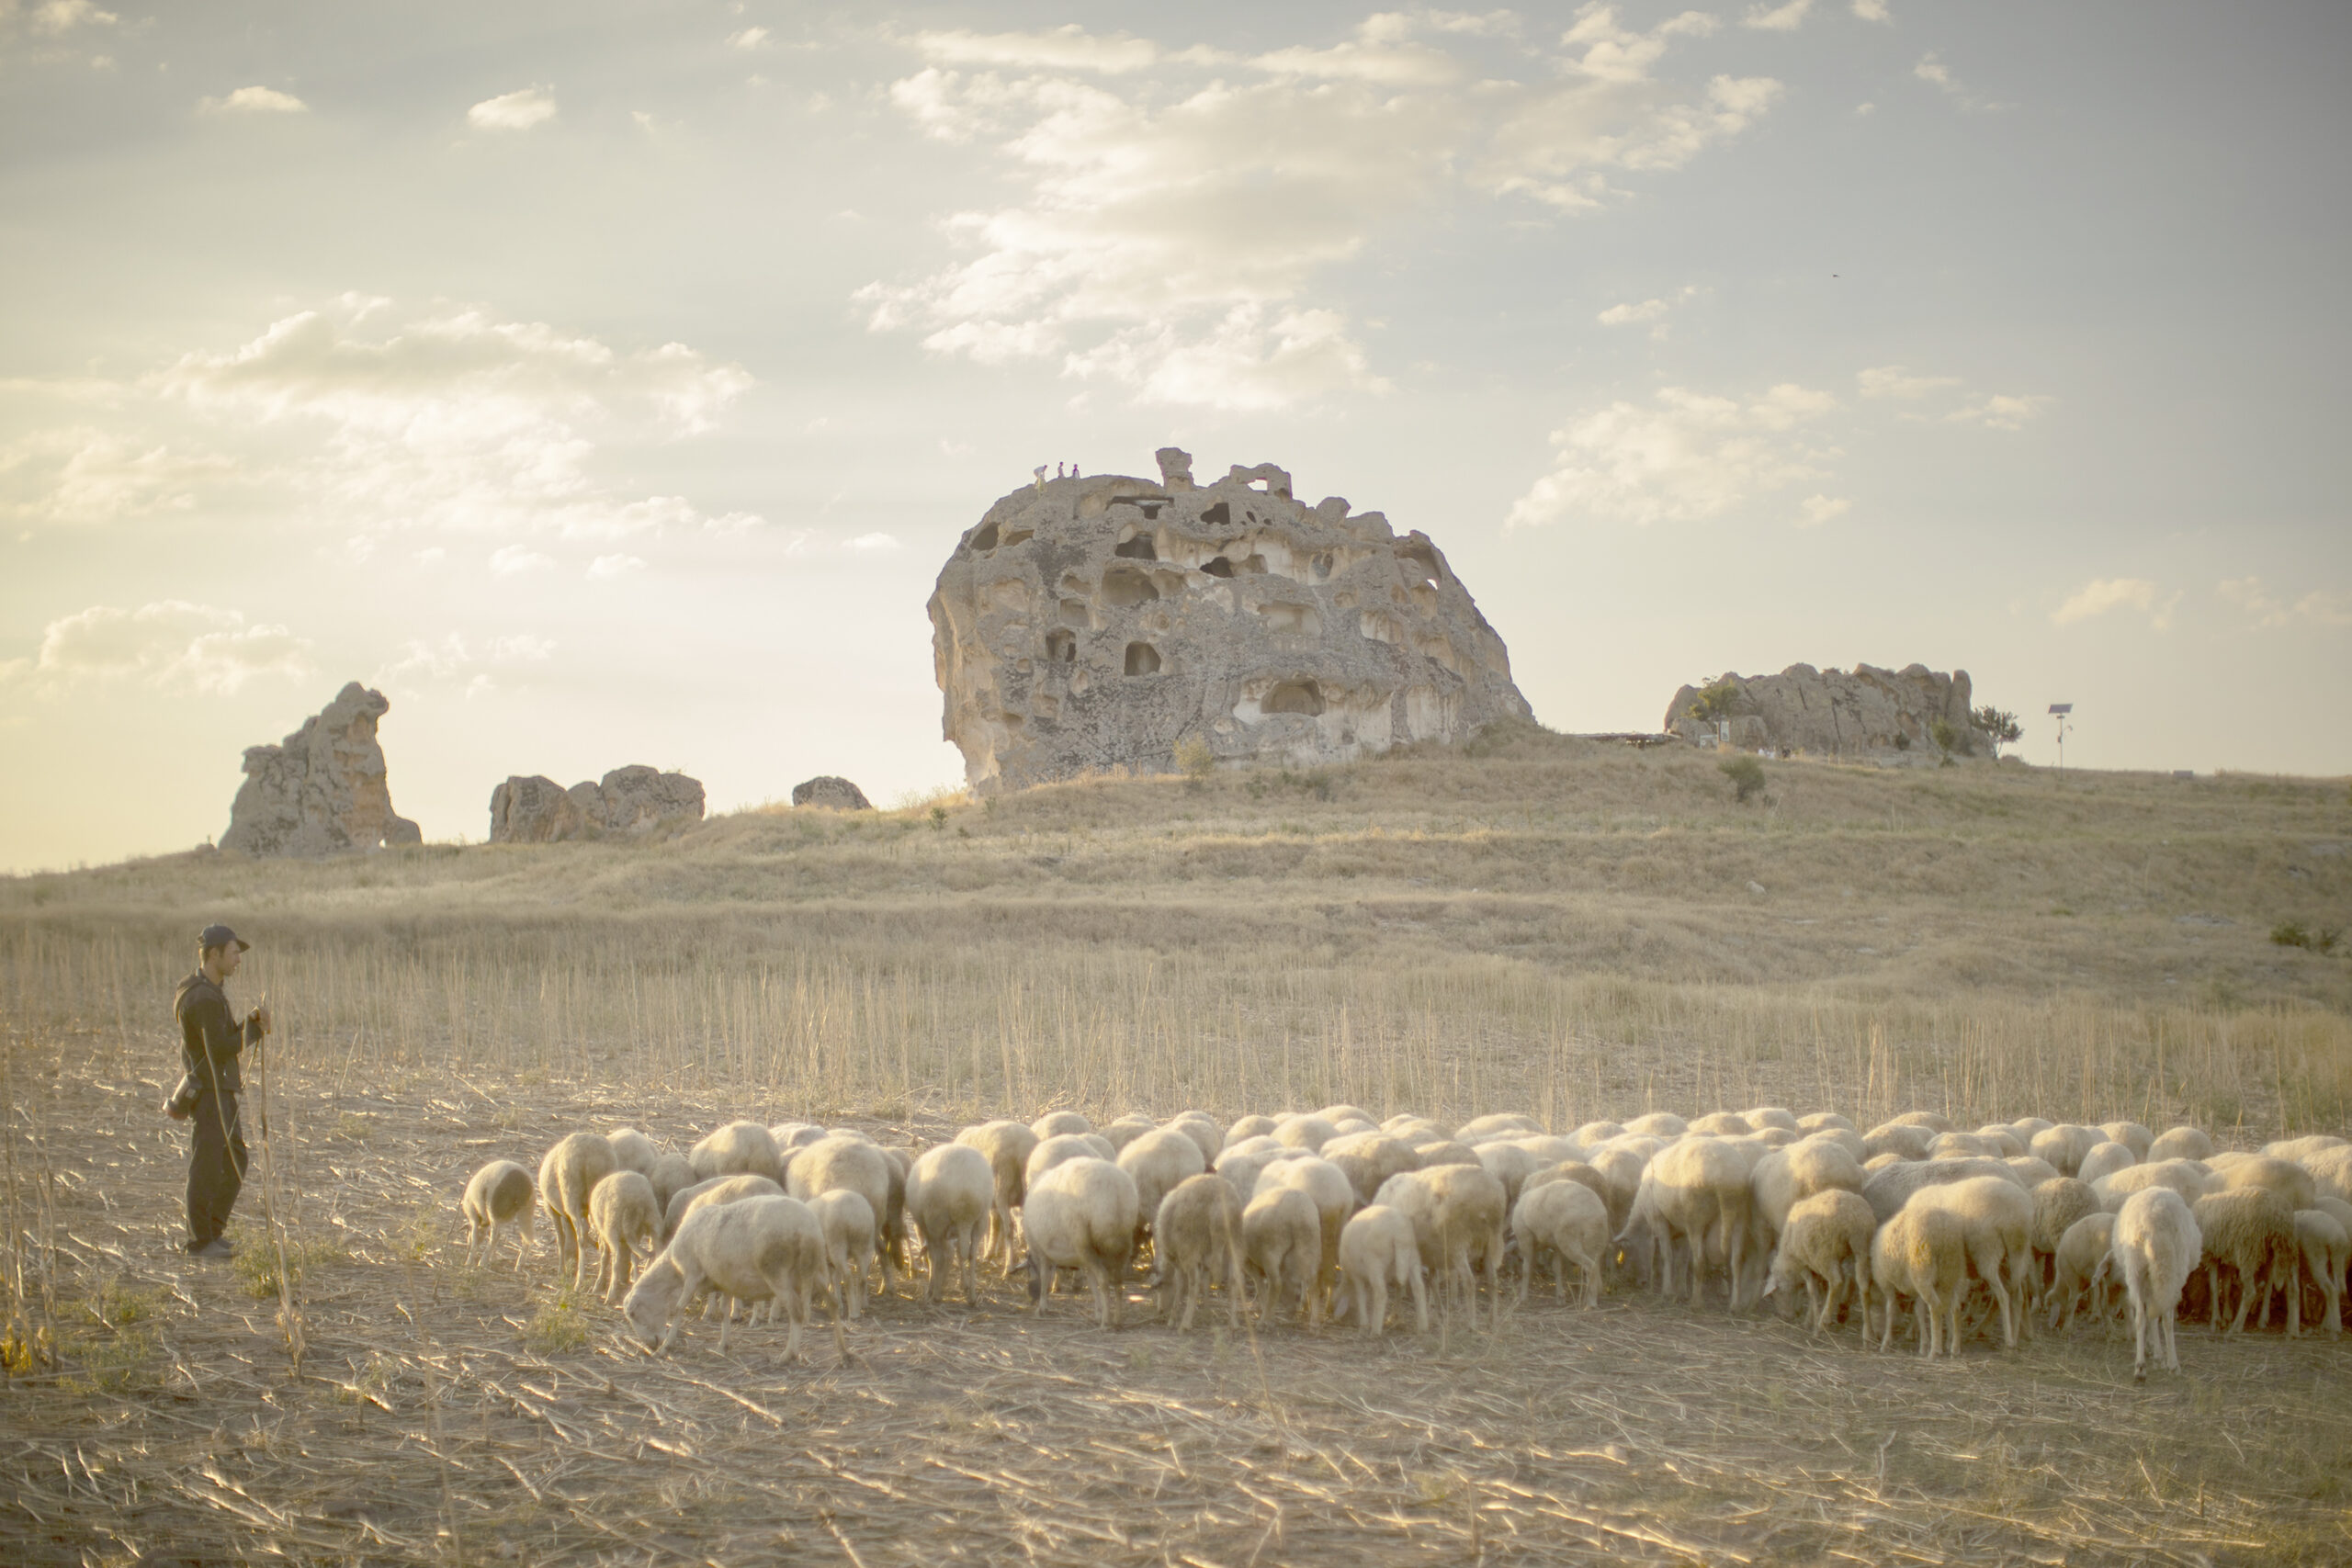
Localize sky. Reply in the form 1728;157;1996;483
2;0;2346;873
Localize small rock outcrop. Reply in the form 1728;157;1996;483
488;766;704;843
928;448;1532;791
791;776;873;810
221;682;422;856
1664;663;1991;760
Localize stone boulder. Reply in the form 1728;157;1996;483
791;775;873;810
487;766;704;842
1664;663;1991;760
221;682;421;857
928;448;1532;791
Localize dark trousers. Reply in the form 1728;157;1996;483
187;1092;248;1249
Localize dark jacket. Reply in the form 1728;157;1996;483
174;972;258;1099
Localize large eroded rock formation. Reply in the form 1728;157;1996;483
487;765;706;843
1664;663;1991;759
929;449;1532;791
221;682;422;856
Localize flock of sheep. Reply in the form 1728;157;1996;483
458;1104;2352;1381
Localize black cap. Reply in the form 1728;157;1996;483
198;924;251;953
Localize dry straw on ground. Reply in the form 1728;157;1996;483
3;731;2349;1562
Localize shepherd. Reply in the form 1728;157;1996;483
166;924;272;1258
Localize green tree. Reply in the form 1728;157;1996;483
1973;705;2022;758
1719;754;1765;804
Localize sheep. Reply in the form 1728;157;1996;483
1871;1203;1967;1358
689;1121;785;1186
2217;1156;2318;1213
1027;1134;1110;1189
1513;1134;1585;1167
2146;1126;2214;1163
537;1132;617;1291
1796;1111;1857;1135
2070;1141;2132;1187
605;1128;660;1180
1274;1114;1340;1153
2094;1158;2212;1213
1741;1106;1800;1133
1863;1123;1936;1163
1930;1132;2007;1160
1242;1187;1323;1326
1474;1140;1544;1210
589;1170;662;1303
902;1144;991;1304
462;1159;537;1269
1021;1156;1137;1327
1101;1116;1158;1154
1752;1138;1869;1238
2301;1145;2352;1206
1887;1110;1956;1134
2098;1122;2155;1161
647;1153;695;1213
1336;1204;1428;1334
2191;1189;2301;1336
1256;1155;1355;1309
1032;1111;1092;1140
1422;1162;1510;1326
1117;1128;1208;1253
768;1121;826;1152
1765;1189;1875;1333
806;1189;876;1320
2047;1212;2120;1330
787;1135;899;1289
1413;1140;1481;1171
1860;1156;2023;1225
1623;1111;1687;1138
1457;1112;1542;1142
2007;1116;2054;1138
1215;1144;1302;1208
1224;1114;1280;1147
1321;1133;1418;1205
1970;1126;2028;1157
1906;1176;2034;1348
662;1173;784;1244
1573;1120;1628;1146
1523;1158;1611;1211
2029;1125;2101;1177
1150;1174;1246;1330
620;1194;841;1360
1688;1111;1754;1137
955;1119;1040;1271
2030;1178;2100;1302
2112;1188;2200;1377
2292;1209;2347;1336
2263;1134;2347;1163
1583;1146;1647;1239
1511;1179;1607;1308
1315;1102;1376;1126
1166;1112;1225;1168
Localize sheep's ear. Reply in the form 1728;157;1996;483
1761;1275;1778;1297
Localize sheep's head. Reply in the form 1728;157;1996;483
619;1259;683;1349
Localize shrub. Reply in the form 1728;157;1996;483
2272;921;2341;953
929;805;948;831
1174;736;1216;782
1720;754;1766;804
525;1292;591;1355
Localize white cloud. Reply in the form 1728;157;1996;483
1859;367;2047;429
489;544;553;575
468;86;557;131
726;26;770;51
587;552;645;579
1744;0;1813;31
2053;577;2178;630
1597;286;1700;339
488;633;555;660
842;532;902;553
1858;364;1960;400
865;10;1782;409
27;0;117;36
200;85;307;115
1797;493;1850;526
1508;382;1838;528
2218;577;2351;629
1913;51;1997;109
1948;392;2050;430
6;601;309;695
0;428;233;527
374;629;553;693
1852;0;1889;19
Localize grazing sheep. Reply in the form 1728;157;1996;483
1511;1179;1607;1308
620;1194;840;1361
1457;1112;1542;1141
1970;1126;2028;1157
2075;1142;2134;1187
647;1153;695;1213
1863;1123;1935;1163
1421;1162;1510;1326
2029;1125;2100;1177
1741;1106;1800;1133
589;1171;662;1303
768;1122;826;1152
2192;1189;2301;1336
1027;1134;1114;1190
1688;1111;1753;1137
538;1132;618;1291
2094;1158;2212;1213
606;1128;659;1180
1022;1156;1138;1327
1032;1111;1092;1140
1796;1111;1857;1135
1150;1174;1247;1330
1242;1187;1323;1327
1930;1133;2007;1160
1165;1113;1225;1168
1523;1159;1611;1211
1336;1204;1428;1334
1766;1190;1875;1332
1623;1111;1687;1138
787;1135;899;1289
1100;1115;1158;1154
1321;1133;1419;1205
1574;1120;1628;1146
2112;1188;2200;1378
663;1173;784;1244
1753;1138;1869;1238
462;1159;537;1270
2007;1116;2054;1138
2301;1145;2352;1206
1906;1176;2033;1348
2263;1134;2347;1163
1584;1146;1647;1239
905;1144;993;1304
1216;1144;1303;1208
1413;1140;1481;1171
1257;1155;1355;1309
2098;1122;2155;1161
689;1121;785;1186
2047;1212;2120;1330
956;1119;1040;1271
806;1189;876;1320
2006;1155;2063;1186
1474;1140;1544;1210
2218;1156;2318;1213
2030;1178;2100;1301
1224;1114;1280;1147
1860;1157;2023;1225
1871;1203;1967;1358
1118;1128;1209;1252
1274;1114;1340;1154
2147;1126;2215;1163
2293;1210;2347;1335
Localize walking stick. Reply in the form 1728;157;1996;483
251;997;306;1372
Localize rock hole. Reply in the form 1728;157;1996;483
969;522;1000;551
1257;603;1322;637
1045;628;1076;663
1397;542;1440;587
1000;527;1034;548
1061;573;1091;594
1114;534;1158;560
1125;642;1161;676
1311;552;1334;581
1140;503;1162;520
1058;598;1090;626
1102;568;1159;607
1243;555;1269;575
1264;679;1325;716
1200;557;1234;578
1200;502;1231;526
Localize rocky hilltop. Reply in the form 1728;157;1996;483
929;448;1532;791
1664;662;1991;759
488;766;705;842
220;682;421;856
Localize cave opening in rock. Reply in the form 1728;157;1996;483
969;521;1000;551
1125;642;1161;676
1114;535;1158;560
1102;569;1159;607
1200;502;1231;526
1045;628;1076;662
1264;679;1325;716
1200;557;1234;578
1397;542;1440;586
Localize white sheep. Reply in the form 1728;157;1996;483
1456;1112;1541;1141
1795;1111;1856;1136
1101;1115;1159;1154
787;1134;899;1291
2217;1156;2318;1213
1863;1122;1936;1163
1413;1139;1481;1171
537;1132;617;1291
1274;1114;1340;1154
1905;1175;2034;1348
2074;1141;2134;1188
605;1128;659;1180
1860;1156;2024;1225
767;1121;826;1153
2146;1125;2214;1163
1765;1189;1875;1332
1474;1141;1544;1211
1021;1156;1138;1327
1150;1173;1246;1330
2192;1189;2301;1335
1028;1133;1112;1188
2301;1145;2352;1206
1741;1106;1800;1133
589;1170;662;1303
1871;1202;1966;1358
2293;1208;2347;1336
647;1152;695;1212
1255;1155;1355;1310
2098;1122;2154;1161
462;1159;537;1269
1031;1110;1092;1141
1320;1133;1419;1207
1688;1111;1753;1137
956;1119;1040;1272
905;1143;993;1304
1336;1204;1427;1335
806;1189;876;1320
1622;1111;1687;1138
1165;1112;1225;1168
2093;1158;2211;1213
662;1173;784;1244
2262;1134;2347;1163
1969;1126;2028;1157
2112;1187;2199;1377
620;1194;841;1360
2029;1177;2099;1305
1243;1186;1323;1327
1573;1120;1628;1147
1640;1137;1757;1308
1117;1127;1208;1251
1422;1162;1509;1328
2046;1211;2120;1331
1223;1114;1280;1147
689;1121;785;1185
1511;1179;1607;1308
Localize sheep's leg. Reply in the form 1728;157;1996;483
2130;1291;2148;1379
1914;1296;1935;1358
2229;1263;2257;1334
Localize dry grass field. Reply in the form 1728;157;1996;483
3;727;2349;1564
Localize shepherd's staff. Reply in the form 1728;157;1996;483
249;993;306;1372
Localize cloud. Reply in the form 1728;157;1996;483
200;85;307;115
1914;51;1998;110
1859;367;2047;428
586;552;645;579
1597;285;1701;339
842;532;902;553
0;428;234;527
1743;0;1813;30
1858;365;1960;400
2219;577;2351;629
6;601;310;695
373;629;553;694
1508;381;1838;528
468;86;557;131
2052;577;2178;630
489;544;553;575
1796;493;1850;526
1948;392;2050;430
726;26;770;51
865;10;1782;408
1852;0;1889;18
26;0;116;36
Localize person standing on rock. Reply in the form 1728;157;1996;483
167;924;270;1258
